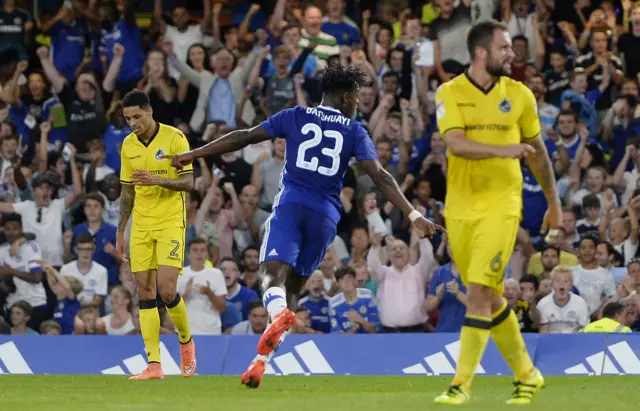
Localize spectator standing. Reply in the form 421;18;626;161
367;228;434;332
187;189;220;267
198;181;240;259
0;167;80;269
99;0;145;90
322;0;360;46
596;240;626;284
0;213;46;330
527;73;560;142
538;266;590;333
84;139;115;186
178;238;227;335
69;193;119;288
575;28;624;111
137;50;176;126
102;100;131;176
0;0;33;60
425;240;467;332
298;6;339;66
40;4;91;81
166;41;258;132
430;0;473;82
153;0;212;80
235;184;269;255
572;236;617;317
251;139;285;212
222;257;258;321
60;233;108;309
37;46;112;155
618;2;640;80
298;271;331;333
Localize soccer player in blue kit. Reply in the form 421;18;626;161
167;65;444;388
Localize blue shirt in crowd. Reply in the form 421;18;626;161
330;288;380;333
71;220;119;286
298;294;331;333
428;263;466;333
227;285;259;321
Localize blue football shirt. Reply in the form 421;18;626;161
260;105;378;224
298;294;331;333
329;288;380;333
226;285;259;321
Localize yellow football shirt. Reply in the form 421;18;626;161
581;317;631;333
120;123;193;230
435;73;541;220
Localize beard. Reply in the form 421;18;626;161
487;61;510;77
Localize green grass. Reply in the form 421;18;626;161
0;376;638;410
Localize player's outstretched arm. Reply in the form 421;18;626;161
166;126;271;168
360;159;445;237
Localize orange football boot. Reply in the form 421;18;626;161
241;359;266;388
129;362;164;380
180;339;197;377
257;308;296;356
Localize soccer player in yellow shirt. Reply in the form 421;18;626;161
433;20;562;405
116;90;196;380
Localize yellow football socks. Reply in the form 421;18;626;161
491;301;535;380
139;300;161;363
166;294;192;344
452;315;492;390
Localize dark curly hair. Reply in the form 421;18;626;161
319;64;368;97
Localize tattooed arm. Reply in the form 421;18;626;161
130;170;194;192
118;184;135;233
155;173;194;192
115;184;135;260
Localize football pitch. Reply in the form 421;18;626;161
0;375;637;410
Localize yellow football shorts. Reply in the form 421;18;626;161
129;227;185;273
446;215;519;295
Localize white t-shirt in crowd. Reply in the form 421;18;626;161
230;320;256;335
82;164;115;183
537;292;590;334
177;265;227;335
0;240;46;308
101;313;136;335
572;265;617;315
60;261;108;305
12;198;65;267
165;24;205;80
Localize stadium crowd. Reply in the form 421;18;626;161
0;0;640;337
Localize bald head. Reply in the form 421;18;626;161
304;6;323;36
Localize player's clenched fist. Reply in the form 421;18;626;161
498;143;535;159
